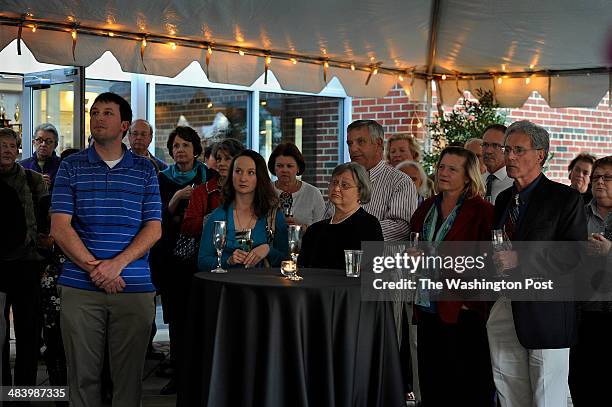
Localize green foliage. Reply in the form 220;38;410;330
423;89;506;174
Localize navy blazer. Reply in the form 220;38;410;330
493;175;587;349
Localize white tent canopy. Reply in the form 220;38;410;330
0;0;610;106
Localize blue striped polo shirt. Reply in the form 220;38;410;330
51;145;162;292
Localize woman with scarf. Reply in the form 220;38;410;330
150;126;215;395
409;146;495;407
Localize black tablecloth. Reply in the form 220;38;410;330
177;268;405;407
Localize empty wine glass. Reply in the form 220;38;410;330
287;225;303;281
211;221;227;273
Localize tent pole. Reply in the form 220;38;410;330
424;0;441;154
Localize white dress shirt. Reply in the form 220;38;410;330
482;166;514;202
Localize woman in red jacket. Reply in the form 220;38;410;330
181;138;245;236
410;146;495;407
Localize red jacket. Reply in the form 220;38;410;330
180;175;222;237
410;194;494;324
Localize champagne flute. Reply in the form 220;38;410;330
491;229;511;277
287;225;303;281
211;221;227;273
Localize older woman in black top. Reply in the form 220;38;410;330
298;162;383;269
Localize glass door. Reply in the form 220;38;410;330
22;67;84;158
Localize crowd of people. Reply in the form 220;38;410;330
0;91;609;407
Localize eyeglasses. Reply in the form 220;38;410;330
329;179;357;191
482;142;503;150
34;138;55;145
591;174;612;183
502;146;542;156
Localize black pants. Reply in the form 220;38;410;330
1;260;42;386
417;309;495;407
569;310;612;406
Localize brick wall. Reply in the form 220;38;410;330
154;85;249;163
352;84;612;185
260;93;342;191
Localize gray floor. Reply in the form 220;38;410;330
7;304;176;407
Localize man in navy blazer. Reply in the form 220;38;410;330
487;120;587;407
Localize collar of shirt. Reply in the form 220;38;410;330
586;198;606;221
485;166;509;182
88;143;134;168
512;173;542;207
368;160;387;181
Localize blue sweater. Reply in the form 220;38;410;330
198;203;288;271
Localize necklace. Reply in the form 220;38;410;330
330;207;359;225
276;179;301;194
235;208;255;231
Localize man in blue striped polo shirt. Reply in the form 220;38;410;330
51;92;162;407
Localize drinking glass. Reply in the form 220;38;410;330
287;225;303;281
211;221;227;273
409;232;420;249
344;249;363;277
491;229;511;277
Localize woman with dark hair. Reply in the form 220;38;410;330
149;126;215;394
268;142;325;226
181;138;244;237
410;146;495;407
198;150;288;271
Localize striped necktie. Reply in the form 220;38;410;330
504;193;520;240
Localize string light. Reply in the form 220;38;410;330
207;102;213;108
31;25;36;33
525;76;531;84
71;29;77;40
398;75;404;82
290;58;297;64
372;67;378;75
207;45;212;55
142;38;147;47
497;77;503;84
238;49;244;56
266;56;272;65
108;32;114;37
529;64;535;69
501;64;506;71
441;74;447;80
170;42;177;50
324;61;329;68
350;64;355;71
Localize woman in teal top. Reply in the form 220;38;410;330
198;150;288;271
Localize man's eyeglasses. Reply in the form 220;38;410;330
34;138;55;145
502;146;541;156
482;142;503;150
591;174;612;183
329;179;357;191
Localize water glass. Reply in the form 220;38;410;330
344;249;363;278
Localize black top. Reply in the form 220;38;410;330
298;207;383;270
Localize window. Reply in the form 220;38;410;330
154;85;249;163
85;79;131;144
259;92;343;190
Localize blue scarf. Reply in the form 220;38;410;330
161;160;207;186
422;193;465;243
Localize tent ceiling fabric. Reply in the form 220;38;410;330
0;0;610;107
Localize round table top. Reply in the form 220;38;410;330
194;267;361;289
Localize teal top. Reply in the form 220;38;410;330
198;203;289;271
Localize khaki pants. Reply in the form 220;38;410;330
59;286;155;407
487;298;569;407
